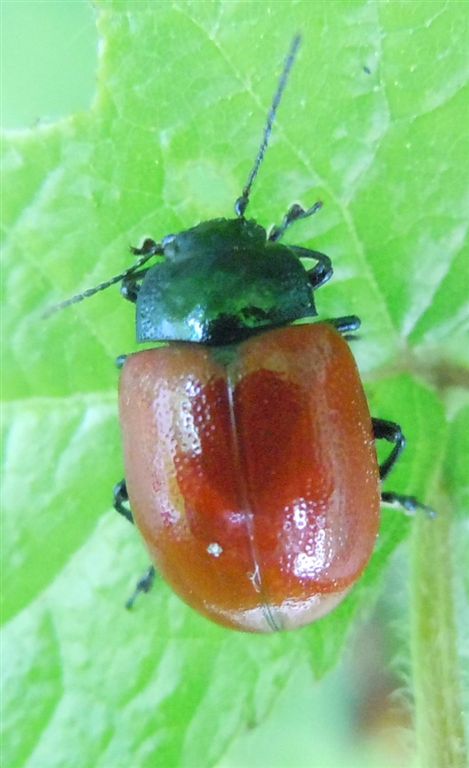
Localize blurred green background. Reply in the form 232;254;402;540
2;2;467;767
1;1;96;129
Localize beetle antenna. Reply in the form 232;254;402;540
235;34;302;218
42;244;163;318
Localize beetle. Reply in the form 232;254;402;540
47;36;432;632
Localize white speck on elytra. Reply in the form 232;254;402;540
207;542;223;558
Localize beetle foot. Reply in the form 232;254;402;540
125;566;156;610
381;491;436;519
113;480;134;524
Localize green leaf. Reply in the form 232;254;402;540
2;2;467;767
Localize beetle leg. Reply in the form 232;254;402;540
113;479;133;524
113;482;158;605
268;201;322;242
372;418;405;481
125;566;156;610
380;491;435;518
306;253;333;290
130;238;160;256
325;315;361;335
289;245;333;290
372;419;435;517
121;268;151;304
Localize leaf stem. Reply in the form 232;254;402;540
410;499;467;768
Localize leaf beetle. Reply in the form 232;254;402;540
47;36;432;632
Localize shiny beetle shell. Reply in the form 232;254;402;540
119;323;380;632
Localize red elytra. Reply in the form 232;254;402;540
119;323;380;632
